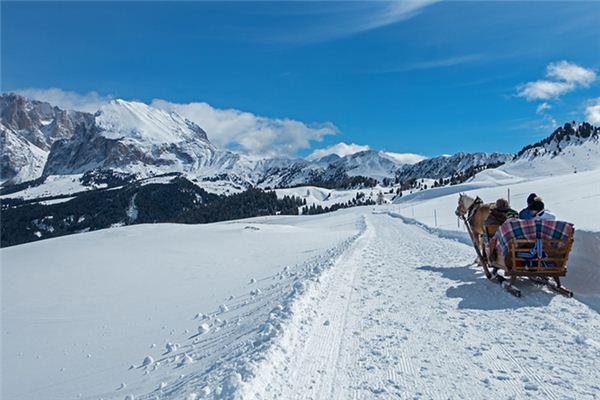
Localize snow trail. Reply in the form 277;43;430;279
241;212;600;399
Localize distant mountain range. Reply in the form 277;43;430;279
2;92;598;247
0;93;511;191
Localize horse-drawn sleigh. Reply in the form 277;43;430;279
456;193;575;297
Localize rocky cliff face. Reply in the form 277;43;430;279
0;93;93;184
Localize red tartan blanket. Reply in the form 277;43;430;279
491;219;574;255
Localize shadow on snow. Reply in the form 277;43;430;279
418;264;557;311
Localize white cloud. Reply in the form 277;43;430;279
272;1;439;44
385;54;483;73
15;88;112;113
151;99;338;159
517;80;575;101
585;98;600;125
547;61;597;86
306;142;371;161
517;61;596;101
359;0;440;33
536;102;551;114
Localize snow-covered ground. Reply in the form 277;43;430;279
392;163;600;312
241;211;600;399
3;205;600;399
1;211;361;400
0;173;244;201
0;175;90;200
3;139;600;399
394;169;600;232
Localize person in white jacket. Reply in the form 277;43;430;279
529;197;556;220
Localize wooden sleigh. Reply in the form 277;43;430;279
463;221;575;297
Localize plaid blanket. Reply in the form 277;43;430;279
491;219;574;255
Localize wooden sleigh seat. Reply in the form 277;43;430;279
480;221;575;297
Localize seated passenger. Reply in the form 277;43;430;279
485;198;518;226
519;192;537;219
529;197;556;220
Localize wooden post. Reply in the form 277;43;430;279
434;209;438;227
507;188;511;205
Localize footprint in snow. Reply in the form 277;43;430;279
524;383;539;391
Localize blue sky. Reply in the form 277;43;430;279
2;1;600;159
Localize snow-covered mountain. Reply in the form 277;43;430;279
257;150;410;188
2;95;423;190
395;151;512;183
0;93;92;184
1;95;429;193
498;122;600;178
11;93;596;202
330;150;402;180
43;99;252;182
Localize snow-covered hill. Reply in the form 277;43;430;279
499;122;600;178
1;210;363;400
396;151;512;183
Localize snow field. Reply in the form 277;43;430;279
392;168;600;312
240;212;600;399
1;210;362;400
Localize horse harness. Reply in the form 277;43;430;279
465;196;484;224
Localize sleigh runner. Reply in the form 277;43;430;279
456;194;575;297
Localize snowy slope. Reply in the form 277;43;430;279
96;99;210;144
0;125;49;184
391;153;600;310
275;185;396;210
395;152;511;182
1;211;361;400
4;209;600;399
501;137;600;178
241;212;600;399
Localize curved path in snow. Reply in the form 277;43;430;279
242;212;600;399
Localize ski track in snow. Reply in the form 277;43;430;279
125;218;368;400
239;212;600;400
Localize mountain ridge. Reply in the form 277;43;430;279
0;93;547;195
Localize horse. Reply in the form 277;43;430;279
455;193;492;263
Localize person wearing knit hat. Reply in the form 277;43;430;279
528;196;556;220
519;192;538;219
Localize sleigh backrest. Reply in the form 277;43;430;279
507;235;574;275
